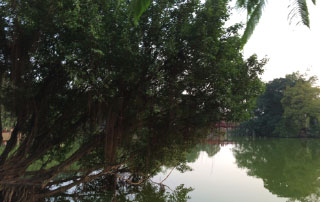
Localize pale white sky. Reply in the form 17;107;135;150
228;0;320;83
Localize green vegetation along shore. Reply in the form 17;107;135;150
238;72;320;137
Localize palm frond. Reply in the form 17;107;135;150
237;0;316;47
246;0;261;15
240;0;266;48
297;0;310;27
288;0;316;27
236;0;247;8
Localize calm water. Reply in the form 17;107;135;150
50;137;320;201
153;138;320;202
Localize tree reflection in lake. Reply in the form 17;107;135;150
233;138;320;202
44;133;223;202
40;128;212;202
50;180;192;202
185;139;221;163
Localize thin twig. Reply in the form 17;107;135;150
160;166;175;184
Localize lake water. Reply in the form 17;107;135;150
152;138;320;202
48;137;320;201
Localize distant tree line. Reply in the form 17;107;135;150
238;72;320;137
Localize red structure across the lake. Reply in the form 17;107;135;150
214;121;239;129
205;138;235;146
204;121;239;146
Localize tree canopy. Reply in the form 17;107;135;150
0;0;264;201
275;77;320;137
239;72;320;137
131;0;317;46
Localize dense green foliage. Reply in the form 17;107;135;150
239;73;320;137
276;78;320;137
0;0;264;201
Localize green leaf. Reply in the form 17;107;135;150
130;0;151;25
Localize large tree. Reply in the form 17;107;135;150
238;73;302;136
239;72;320;137
0;0;264;201
275;77;320;137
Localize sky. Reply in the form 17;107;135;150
228;1;320;84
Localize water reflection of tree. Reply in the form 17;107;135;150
233;138;320;201
46;130;223;201
50;180;193;202
186;143;220;163
42;127;205;202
